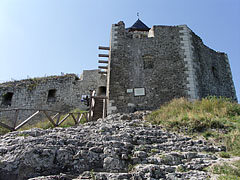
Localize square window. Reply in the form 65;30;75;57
47;89;57;102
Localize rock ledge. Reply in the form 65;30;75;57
0;112;223;180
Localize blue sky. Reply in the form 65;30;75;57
0;0;239;101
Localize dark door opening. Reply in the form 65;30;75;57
97;86;106;96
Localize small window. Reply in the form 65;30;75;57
143;55;154;69
47;89;56;102
2;92;14;106
97;86;106;96
212;66;218;79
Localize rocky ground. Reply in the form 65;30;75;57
0;112;225;180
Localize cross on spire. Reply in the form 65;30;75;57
137;12;139;19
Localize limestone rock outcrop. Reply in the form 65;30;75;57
0;112;223;180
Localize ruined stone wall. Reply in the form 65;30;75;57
190;31;237;101
107;22;188;114
71;70;107;108
0;70;106;126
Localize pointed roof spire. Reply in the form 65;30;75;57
127;18;150;31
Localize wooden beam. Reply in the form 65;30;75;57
43;111;56;127
71;113;78;125
56;113;61;125
98;54;109;57
98;66;108;69
77;114;83;124
13;109;19;129
15;111;40;131
51;112;60;120
58;114;71;126
103;99;106;119
98;46;110;50
0;122;14;131
98;71;107;74
98;60;108;64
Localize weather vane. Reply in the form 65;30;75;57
137;12;139;19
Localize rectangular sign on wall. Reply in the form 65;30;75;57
134;88;145;96
127;89;133;93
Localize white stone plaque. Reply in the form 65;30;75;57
134;88;145;96
127;89;133;93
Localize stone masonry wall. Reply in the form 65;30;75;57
107;21;237;114
179;25;199;101
107;22;188;114
0;70;106;126
190;31;237;101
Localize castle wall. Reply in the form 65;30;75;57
107;21;237;114
107;22;188;114
0;70;106;126
0;20;237;122
190;30;237;101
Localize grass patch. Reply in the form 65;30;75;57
146;97;240;156
146;97;240;179
219;152;231;158
209;160;240;179
0;126;10;136
176;165;187;172
218;175;240;180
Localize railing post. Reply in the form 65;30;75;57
43;110;57;127
56;113;61;126
70;113;78;125
79;113;83;124
13;109;19;129
102;99;106;119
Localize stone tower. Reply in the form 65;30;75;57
106;19;237;114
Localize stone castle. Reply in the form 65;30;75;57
0;19;237;120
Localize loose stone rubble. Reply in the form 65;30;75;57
0;112;224;180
